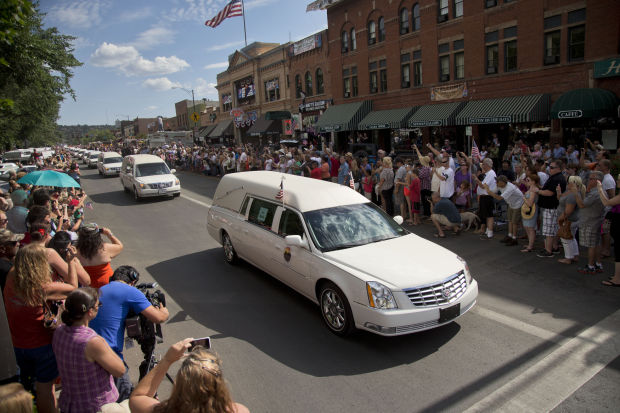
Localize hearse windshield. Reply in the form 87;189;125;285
135;163;170;177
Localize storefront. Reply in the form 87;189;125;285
314;100;372;150
199;124;217;143
298;99;332;144
357;107;418;152
207;119;234;146
406;101;466;150
246;118;283;146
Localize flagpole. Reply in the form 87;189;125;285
241;0;248;46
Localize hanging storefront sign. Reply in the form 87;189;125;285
409;120;442;127
430;82;468;101
468;116;512;124
594;58;620;79
557;110;583;119
289;33;322;56
299;99;332;113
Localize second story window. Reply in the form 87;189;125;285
379;59;387;92
369;61;378;93
568;25;585;62
413;50;422;86
305;72;313;96
378;17;385;42
401;53;411;88
341;31;348;53
264;78;280;102
295;74;302;98
486;45;498;74
350;28;357;50
438;0;448;22
316;68;324;94
413;4;421;31
454;52;464;79
544;31;560;65
454;0;463;17
400;8;409;35
222;94;232;112
368;20;376;45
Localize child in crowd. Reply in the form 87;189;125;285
408;168;421;225
454;181;471;211
362;168;374;200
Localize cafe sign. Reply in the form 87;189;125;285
557;110;583;119
469;116;512;124
594;58;620;79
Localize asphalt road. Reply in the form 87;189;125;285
78;165;620;413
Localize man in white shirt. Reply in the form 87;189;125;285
598;159;615;257
433;156;455;199
473;158;497;239
482;175;524;245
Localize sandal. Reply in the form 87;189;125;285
520;247;533;253
557;258;573;264
601;280;620;287
434;233;446;238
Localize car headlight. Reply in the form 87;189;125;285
139;183;145;189
174;179;180;185
457;256;472;284
366;281;398;309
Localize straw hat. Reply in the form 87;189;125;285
521;203;536;220
419;156;430;167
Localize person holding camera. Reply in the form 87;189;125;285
129;339;249;413
89;266;169;402
76;224;123;288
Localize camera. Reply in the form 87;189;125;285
478;173;486;181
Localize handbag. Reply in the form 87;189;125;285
558;220;573;240
42;299;62;330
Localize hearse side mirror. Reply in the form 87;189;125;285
285;235;308;249
170;169;176;174
393;216;404;225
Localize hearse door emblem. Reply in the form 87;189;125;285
283;247;291;262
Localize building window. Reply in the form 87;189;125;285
369;61;378;93
438;0;448;22
454;52;464;79
401;54;411;88
343;67;358;97
350;28;357;50
378;17;385;42
222;94;232;112
341;31;348;53
544;30;560;65
304;71;313;96
413;4;421;31
486;45;498;74
504;40;517;71
485;0;497;8
567;8;586;24
400;8;409;34
352;73;358;97
504;26;517;38
264;78;280;102
295;74;302;98
454;0;463;17
544;15;562;30
316;68;324;94
413;50;422;86
344;78;351;98
568;25;585;62
368;20;376;45
439;55;450;82
379;59;387;92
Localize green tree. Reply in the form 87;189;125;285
0;0;82;149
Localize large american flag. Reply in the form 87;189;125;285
471;139;480;161
205;0;243;28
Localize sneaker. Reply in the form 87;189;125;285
500;236;511;243
537;250;554;258
578;265;597;275
552;247;561;255
480;234;492;240
595;263;604;273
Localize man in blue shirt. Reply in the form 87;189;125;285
430;191;462;238
90;266;169;402
338;155;350;185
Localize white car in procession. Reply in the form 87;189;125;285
206;171;478;336
120;154;180;201
97;152;123;176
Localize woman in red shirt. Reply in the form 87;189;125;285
4;244;77;413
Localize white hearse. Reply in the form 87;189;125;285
97;151;123;176
120;154;180;201
206;171;478;336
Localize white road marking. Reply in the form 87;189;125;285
473;306;569;345
464;308;620;412
180;193;212;208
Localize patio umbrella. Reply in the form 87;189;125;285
17;170;80;188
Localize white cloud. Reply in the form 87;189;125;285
194;78;218;100
119;8;152;22
204;61;228;70
206;40;246;52
131;26;175;50
70;36;94;50
91;42;190;76
142;78;182;91
48;0;106;29
145;105;158;111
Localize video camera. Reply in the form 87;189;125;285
125;282;167;380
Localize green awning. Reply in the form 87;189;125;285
358;107;418;130
247;119;282;136
265;111;291;120
407;102;466;127
199;124;216;138
455;94;550;125
315;101;372;132
208;119;234;138
551;88;618;119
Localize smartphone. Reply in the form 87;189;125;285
189;336;211;350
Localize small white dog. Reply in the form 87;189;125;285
460;211;481;231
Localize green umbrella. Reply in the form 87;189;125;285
17;170;80;188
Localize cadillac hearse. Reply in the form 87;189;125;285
206;171;478;336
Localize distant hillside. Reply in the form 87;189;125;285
57;124;116;143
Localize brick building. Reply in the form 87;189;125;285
314;0;620;152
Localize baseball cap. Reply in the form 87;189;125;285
0;229;24;244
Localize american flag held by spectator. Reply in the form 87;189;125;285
349;172;355;190
471;139;480;161
205;0;243;28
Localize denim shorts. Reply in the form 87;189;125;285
14;344;59;383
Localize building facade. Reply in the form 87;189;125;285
317;0;619;150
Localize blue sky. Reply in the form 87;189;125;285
39;0;327;125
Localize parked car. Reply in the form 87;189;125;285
97;152;123;176
120;154;180;201
206;171;478;337
0;163;19;180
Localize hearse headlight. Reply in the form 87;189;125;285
366;281;398;309
457;256;472;283
174;179;180;185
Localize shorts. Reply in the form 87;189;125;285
14;344;58;383
478;195;494;220
507;207;522;224
432;214;458;227
394;187;405;205
579;222;602;248
541;208;559;236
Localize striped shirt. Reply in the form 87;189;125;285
53;324;118;413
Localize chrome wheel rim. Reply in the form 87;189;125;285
223;235;234;261
321;289;346;331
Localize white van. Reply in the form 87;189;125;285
97;152;123;176
120;154;180;201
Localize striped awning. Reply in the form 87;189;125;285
199;124;217;138
407;102;466;127
551;88;618;119
358;107;418;130
208;119;234;138
455;94;550;125
247;119;282;136
315;100;372;132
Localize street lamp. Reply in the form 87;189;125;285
172;87;198;139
